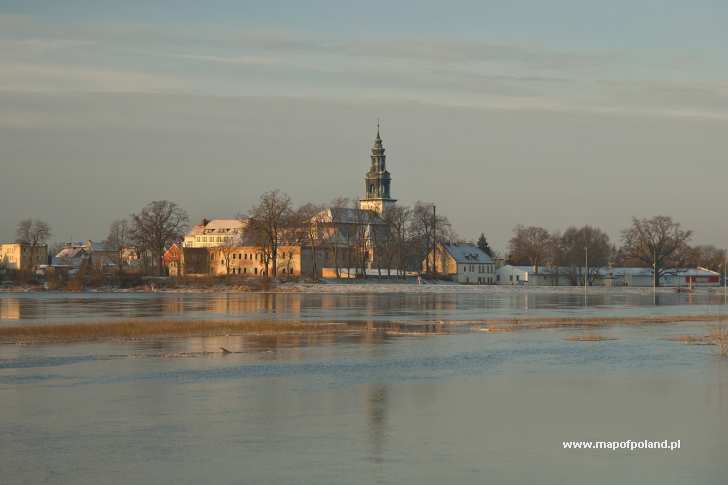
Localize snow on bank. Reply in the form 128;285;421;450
278;282;723;295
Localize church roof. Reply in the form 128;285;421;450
318;207;385;225
442;243;493;264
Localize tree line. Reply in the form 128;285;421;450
507;216;726;286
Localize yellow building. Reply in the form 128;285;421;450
208;245;325;278
0;243;48;272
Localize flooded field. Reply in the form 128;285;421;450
1;288;728;484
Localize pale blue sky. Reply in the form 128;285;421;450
1;1;727;250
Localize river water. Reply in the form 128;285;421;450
1;289;727;484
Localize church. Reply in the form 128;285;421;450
174;126;400;279
311;124;397;276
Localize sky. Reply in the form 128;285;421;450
1;1;727;252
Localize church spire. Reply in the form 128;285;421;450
360;121;396;214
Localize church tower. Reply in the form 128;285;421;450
359;123;396;214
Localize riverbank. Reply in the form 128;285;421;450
2;280;726;295
3;313;728;344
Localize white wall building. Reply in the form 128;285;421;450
495;265;530;285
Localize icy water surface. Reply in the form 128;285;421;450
1;289;728;484
2;288;728;324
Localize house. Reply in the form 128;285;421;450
183;219;247;248
163;244;183;276
0;243;48;272
422;243;495;284
52;241;118;272
83;240;117;269
52;243;88;269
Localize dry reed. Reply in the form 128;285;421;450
0;319;354;343
564;335;618;342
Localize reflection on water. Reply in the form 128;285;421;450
2;289;728;324
0;298;20;320
367;384;389;465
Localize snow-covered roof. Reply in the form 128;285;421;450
185;218;247;238
85;240;112;252
52;246;88;266
203;219;246;233
317;208;385;225
443;244;493;264
501;265;719;278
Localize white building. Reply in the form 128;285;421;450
423;243;495;284
495;265;722;287
496;265;530;285
183;219;247;248
601;266;720;287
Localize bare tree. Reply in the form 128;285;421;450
105;218;132;271
620;216;692;286
409;201;454;272
508;225;552;273
105;219;131;250
295;202;326;280
129;201;189;276
560;226;612;285
383;205;412;277
16;219;51;246
244;190;293;278
16;219;51;271
685;245;726;273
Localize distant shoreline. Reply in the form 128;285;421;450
1;282;726;295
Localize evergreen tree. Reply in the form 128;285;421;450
477;233;494;257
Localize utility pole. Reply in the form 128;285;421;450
432;205;436;275
584;245;588;300
652;248;657;305
723;255;728;305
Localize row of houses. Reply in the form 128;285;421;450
0;240;142;276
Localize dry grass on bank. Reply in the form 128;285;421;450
663;334;714;345
4;313;728;345
0;319;355;343
564;334;619;342
467;313;728;332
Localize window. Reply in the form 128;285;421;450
497;275;500;282
516;275;520;281
254;268;258;275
